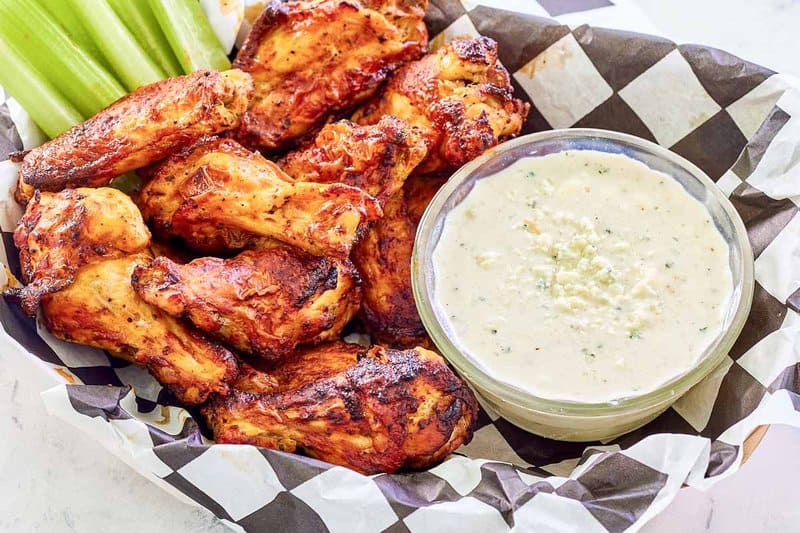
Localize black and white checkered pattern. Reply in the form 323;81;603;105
3;1;800;531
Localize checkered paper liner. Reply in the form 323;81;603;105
1;1;800;531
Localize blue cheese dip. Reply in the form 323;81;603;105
432;150;733;403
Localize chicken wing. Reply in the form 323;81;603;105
131;245;361;360
277;116;427;206
233;340;365;394
42;253;239;404
353;37;530;174
15;70;253;203
361;0;428;43
203;343;478;474
4;187;238;404
353;175;445;347
233;361;281;395
7;188;151;316
233;0;427;151
137;136;381;257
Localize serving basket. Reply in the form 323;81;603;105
1;1;799;531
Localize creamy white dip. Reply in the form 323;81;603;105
432;150;733;403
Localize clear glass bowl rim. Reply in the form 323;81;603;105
411;128;755;416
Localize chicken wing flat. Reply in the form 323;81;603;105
43;253;239;405
353;37;529;174
131;245;361;360
15;70;253;202
353;175;445;347
277;116;427;206
137;136;381;257
7;188;151;316
233;0;427;151
203;343;478;474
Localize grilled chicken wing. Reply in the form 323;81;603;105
15;70;253;203
278;116;427;206
5;188;238;404
131;245;361;360
361;0;428;43
233;0;427;151
137;136;381;257
7;188;151;316
353;37;529;174
43;253;239;404
233;340;365;394
203;343;478;474
233;361;281;395
353;175;445;347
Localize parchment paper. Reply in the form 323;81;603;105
1;1;799;531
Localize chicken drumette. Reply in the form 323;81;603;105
353;37;529;174
137;136;381;257
131;244;361;361
353;175;446;347
278;116;427;207
203;341;478;474
233;0;427;151
5;187;239;404
14;70;253;203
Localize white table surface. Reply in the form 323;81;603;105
2;1;799;532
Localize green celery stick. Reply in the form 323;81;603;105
108;0;183;77
148;0;231;73
109;172;142;195
68;0;166;91
36;0;110;69
0;36;83;138
0;0;126;116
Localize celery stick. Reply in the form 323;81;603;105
110;172;142;195
36;0;110;69
148;0;231;73
68;0;166;91
0;37;82;138
0;0;125;116
109;0;182;77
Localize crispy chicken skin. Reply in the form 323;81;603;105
353;175;445;347
353;37;529;174
131;245;361;360
278;116;427;206
234;340;367;394
203;343;478;474
233;0;427;151
7;188;151;316
43;253;239;404
15;70;253;203
233;360;281;395
137;136;381;257
361;0;428;43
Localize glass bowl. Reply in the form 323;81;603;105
411;128;754;442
